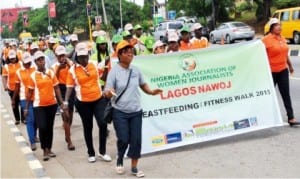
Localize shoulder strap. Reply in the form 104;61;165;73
115;69;132;104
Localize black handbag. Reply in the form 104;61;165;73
103;69;132;123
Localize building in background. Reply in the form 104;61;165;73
0;7;31;25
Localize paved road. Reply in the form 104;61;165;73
1;44;300;178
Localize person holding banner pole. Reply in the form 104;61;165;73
104;40;162;177
262;18;299;126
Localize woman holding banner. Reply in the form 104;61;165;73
262;18;299;126
104;40;162;177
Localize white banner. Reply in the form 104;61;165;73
132;40;283;154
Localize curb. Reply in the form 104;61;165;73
0;103;49;179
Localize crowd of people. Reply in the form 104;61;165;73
1;18;298;177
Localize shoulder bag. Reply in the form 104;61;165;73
103;69;132;123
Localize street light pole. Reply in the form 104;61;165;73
87;0;92;42
96;0;99;15
101;0;108;25
120;0;123;29
47;0;52;35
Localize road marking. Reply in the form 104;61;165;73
10;127;20;133
290;76;300;80
28;160;43;170
1;109;8;113
15;136;26;142
6;120;14;125
21;146;33;154
1;103;48;178
3;114;10;118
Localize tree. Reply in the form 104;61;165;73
51;0;88;34
14;8;48;37
167;0;234;29
253;0;272;22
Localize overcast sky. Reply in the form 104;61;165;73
0;0;144;9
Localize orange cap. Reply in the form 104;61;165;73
130;38;138;46
116;40;133;54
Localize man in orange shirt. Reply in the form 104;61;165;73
179;25;194;51
190;23;209;49
262;18;299;126
2;50;23;124
13;52;38;150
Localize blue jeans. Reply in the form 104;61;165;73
20;100;37;144
113;109;143;160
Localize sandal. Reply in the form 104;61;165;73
131;168;145;178
68;143;75;151
48;151;56;158
116;165;125;174
288;119;300;127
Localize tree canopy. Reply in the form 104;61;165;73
1;0;300;39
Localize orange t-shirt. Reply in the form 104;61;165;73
179;41;194;51
2;47;10;61
191;37;209;49
262;33;289;72
66;62;102;102
17;50;22;61
28;69;59;107
15;66;36;100
51;60;73;85
2;62;22;90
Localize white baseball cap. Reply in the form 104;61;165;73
92;31;100;37
55;45;67;56
124;23;133;31
34;51;46;60
98;30;106;36
30;43;39;50
70;34;78;41
9;41;17;46
76;42;89;56
8;50;17;59
22;52;33;64
269;18;280;26
48;37;56;44
191;23;203;31
168;32;179;42
153;40;165;51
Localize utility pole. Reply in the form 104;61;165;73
20;0;24;31
120;0;123;29
101;0;108;25
47;0;52;35
96;0;99;15
87;0;92;41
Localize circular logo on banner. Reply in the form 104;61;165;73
179;54;197;71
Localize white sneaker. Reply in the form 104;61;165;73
98;153;112;162
88;156;96;163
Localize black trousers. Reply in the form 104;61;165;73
33;104;57;150
8;90;24;122
272;68;294;120
75;97;108;157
